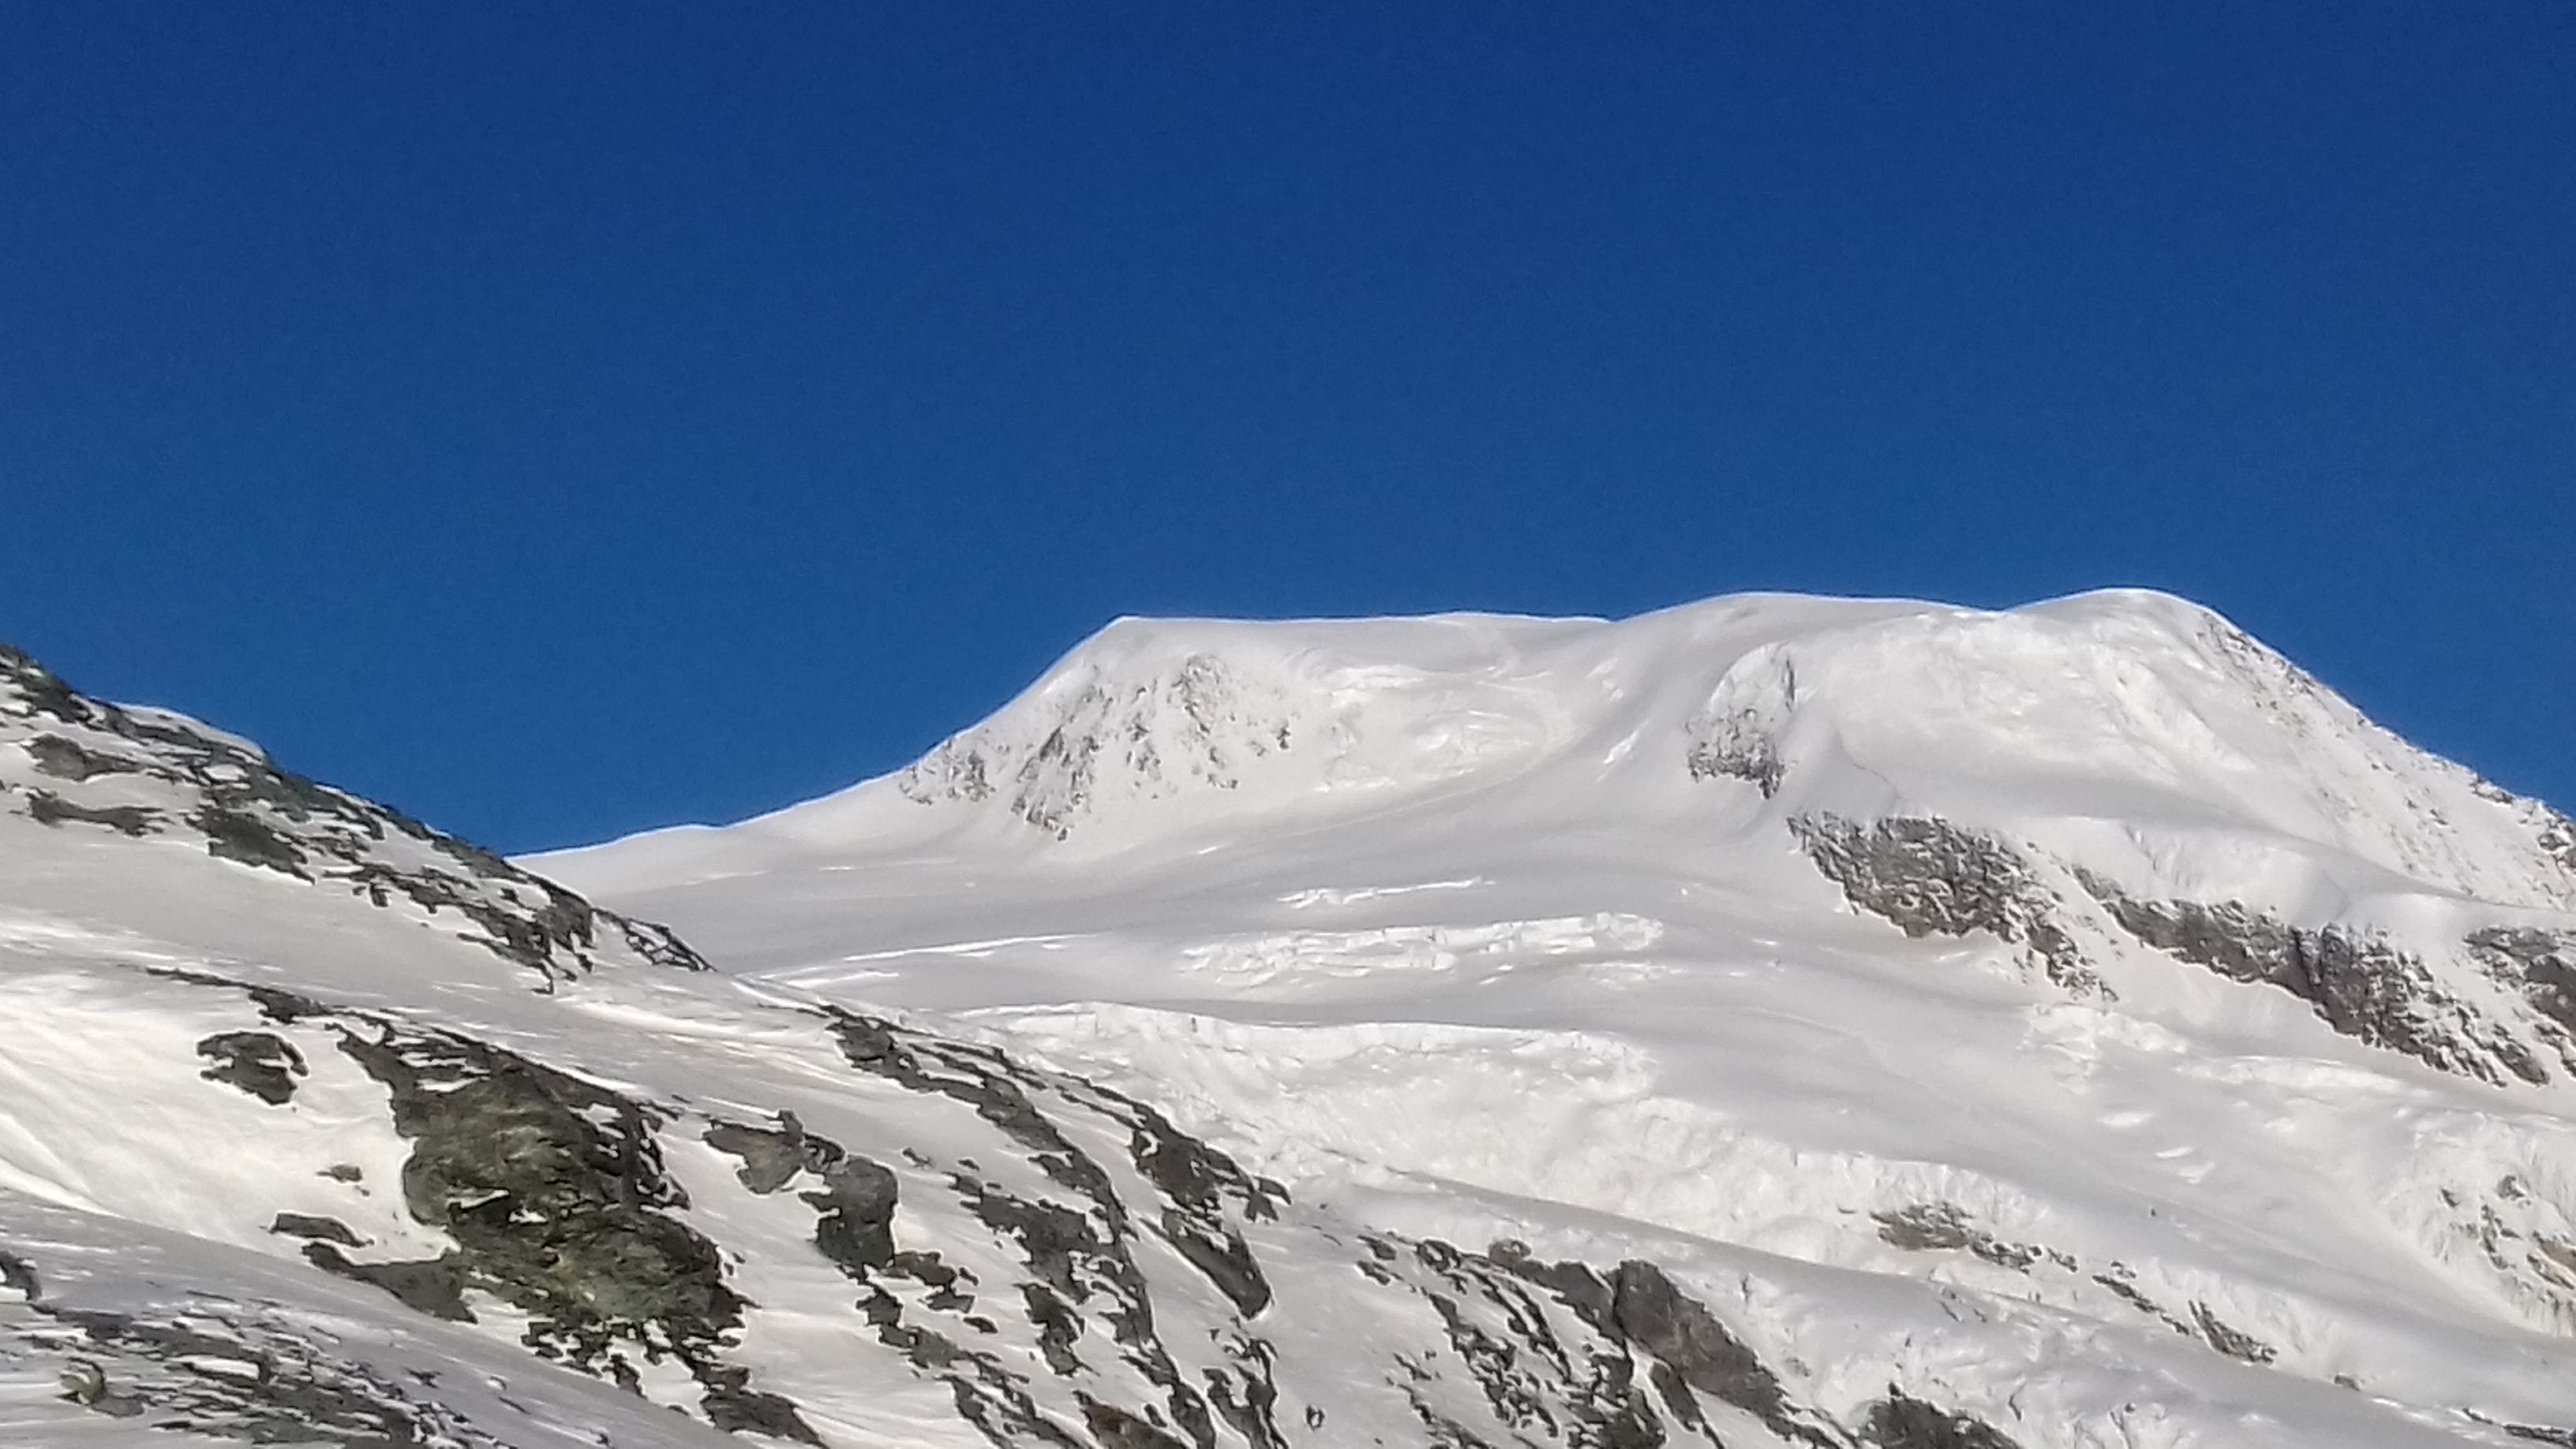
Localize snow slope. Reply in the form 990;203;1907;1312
5;593;2576;1447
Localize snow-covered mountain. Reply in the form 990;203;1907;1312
6;592;2576;1447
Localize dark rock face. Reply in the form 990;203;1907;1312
1607;1260;1784;1425
24;788;155;834
157;983;822;1444
1863;1392;2020;1449
197;1031;308;1105
335;1030;756;1377
808;1155;902;1275
704;1115;822;1195
1365;1237;1676;1449
827;1009;1267;1449
24;732;132;781
301;1243;476;1322
0;639;706;984
268;1212;363;1247
1792;814;2098;993
704;1111;908;1279
1082;1397;1194;1449
2084;879;2545;1086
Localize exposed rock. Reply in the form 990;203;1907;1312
2084;878;2544;1086
1685;715;1783;796
826;1008;1290;1449
197;1031;307;1105
1608;1260;1787;1429
1793;814;2098;993
0;1245;40;1300
2469;927;2576;1075
316;1015;815;1438
301;1242;474;1322
0;638;707;983
1083;1395;1194;1448
1398;1238;1674;1449
23;732;132;781
2089;1265;2196;1339
1863;1391;2020;1449
193;803;309;876
1870;1204;2060;1273
348;1038;732;1339
23;788;155;835
699;1362;827;1446
268;1213;363;1247
1101;1080;1282;1316
2188;1302;2276;1365
897;653;1287;839
807;1155;902;1276
1686;647;1795;797
704;1114;826;1194
1161;1208;1269;1320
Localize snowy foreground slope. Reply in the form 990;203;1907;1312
6;597;2576;1447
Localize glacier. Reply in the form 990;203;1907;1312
2;591;2574;1446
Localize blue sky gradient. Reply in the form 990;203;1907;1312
3;3;2570;852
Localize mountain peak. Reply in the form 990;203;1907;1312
765;592;2573;919
15;598;2576;1446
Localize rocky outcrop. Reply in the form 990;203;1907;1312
339;1028;816;1438
2468;927;2576;1077
898;653;1290;839
1862;1394;2020;1449
147;972;820;1441
1685;646;1795;797
1792;814;2098;993
1793;807;2573;1090
197;1031;307;1105
113;963;1996;1449
2080;878;2548;1087
826;1009;1282;1448
0;641;704;983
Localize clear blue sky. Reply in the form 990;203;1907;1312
3;4;2570;853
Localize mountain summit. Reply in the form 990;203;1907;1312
6;591;2576;1447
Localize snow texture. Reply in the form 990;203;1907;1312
6;591;2576;1447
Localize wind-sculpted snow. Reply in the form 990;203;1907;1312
18;593;2576;1446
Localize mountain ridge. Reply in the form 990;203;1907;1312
4;590;2576;1446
